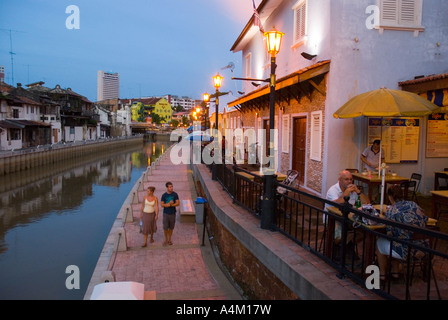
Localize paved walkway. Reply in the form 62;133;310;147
106;151;242;300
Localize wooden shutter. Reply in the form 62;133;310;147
310;111;322;162
293;0;307;44
380;0;422;28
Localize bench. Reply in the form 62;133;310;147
180;199;195;223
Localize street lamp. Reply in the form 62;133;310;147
210;73;223;181
212;73;223;132
203;92;210;130
261;26;284;230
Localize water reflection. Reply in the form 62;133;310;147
0;140;171;299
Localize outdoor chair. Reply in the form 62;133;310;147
277;170;299;200
397;228;442;300
410;173;422;203
438;168;448;190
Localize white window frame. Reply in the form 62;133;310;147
292;0;307;48
377;0;424;36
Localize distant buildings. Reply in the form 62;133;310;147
164;94;201;111
0;66;4;83
97;71;119;101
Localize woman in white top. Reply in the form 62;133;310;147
140;186;159;247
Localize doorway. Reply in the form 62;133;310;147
292;117;306;184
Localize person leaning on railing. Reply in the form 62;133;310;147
376;185;428;281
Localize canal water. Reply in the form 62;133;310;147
0;140;172;300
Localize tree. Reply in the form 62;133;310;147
150;113;162;125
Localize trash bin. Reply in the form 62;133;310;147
194;197;208;224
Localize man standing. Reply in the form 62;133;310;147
361;140;385;172
161;182;179;246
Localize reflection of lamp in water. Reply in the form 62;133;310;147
162;145;164;154
152;143;156;154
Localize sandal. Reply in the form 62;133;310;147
391;273;400;279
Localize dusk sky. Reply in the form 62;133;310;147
0;0;262;103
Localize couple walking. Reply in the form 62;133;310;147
140;182;179;247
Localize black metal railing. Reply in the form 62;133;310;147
212;163;448;300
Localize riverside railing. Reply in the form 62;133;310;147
213;163;448;300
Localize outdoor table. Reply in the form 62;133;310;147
352;172;410;202
249;170;287;182
326;206;385;265
434;171;448;190
430;190;448;220
326;205;438;266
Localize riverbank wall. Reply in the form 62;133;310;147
0;136;144;176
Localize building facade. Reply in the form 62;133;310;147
97;71;119;101
228;0;448;195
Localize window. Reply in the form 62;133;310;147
13;109;19;118
379;0;424;34
10;129;21;140
292;0;307;47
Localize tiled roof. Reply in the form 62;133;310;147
399;73;448;86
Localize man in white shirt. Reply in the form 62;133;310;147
361;140;385;172
325;170;369;240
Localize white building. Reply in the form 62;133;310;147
97;71;119;101
165;94;199;110
229;0;448;195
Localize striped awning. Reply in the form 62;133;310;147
420;89;448;112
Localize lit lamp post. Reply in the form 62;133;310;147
203;92;210;130
261;27;284;230
211;73;223;181
212;73;223;131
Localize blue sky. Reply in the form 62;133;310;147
0;0;261;102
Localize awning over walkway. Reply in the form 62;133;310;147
0;120;24;129
1;119;51;128
228;60;330;111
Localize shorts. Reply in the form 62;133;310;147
377;237;403;260
163;213;176;230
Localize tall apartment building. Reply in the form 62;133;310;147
0;66;5;83
97;71;119;101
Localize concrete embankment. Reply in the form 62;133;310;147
0;136;143;176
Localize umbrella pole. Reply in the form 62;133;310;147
380;164;386;213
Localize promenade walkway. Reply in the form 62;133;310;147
84;148;242;300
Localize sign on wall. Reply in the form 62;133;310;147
368;117;420;164
426;113;448;158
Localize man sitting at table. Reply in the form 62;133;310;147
325;170;369;242
376;185;428;281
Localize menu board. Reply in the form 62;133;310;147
426;113;448;158
368;118;420;164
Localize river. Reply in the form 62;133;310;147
0;140;172;300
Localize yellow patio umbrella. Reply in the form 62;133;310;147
333;88;439;211
333;88;439;119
